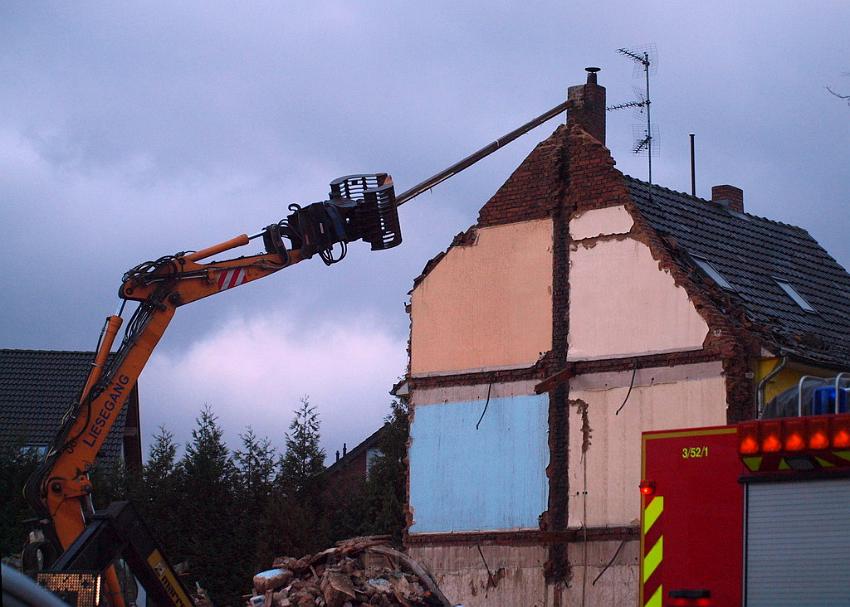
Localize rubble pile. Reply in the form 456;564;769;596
248;536;452;607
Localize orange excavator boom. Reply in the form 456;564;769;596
23;173;401;605
23;96;573;605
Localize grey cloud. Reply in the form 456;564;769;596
2;1;848;454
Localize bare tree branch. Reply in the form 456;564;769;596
826;85;850;99
826;85;850;106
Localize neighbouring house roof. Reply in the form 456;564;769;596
0;349;130;470
324;423;388;477
627;177;850;368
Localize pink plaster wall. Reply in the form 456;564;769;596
567;235;709;360
410;219;553;376
569;205;633;240
567;362;727;528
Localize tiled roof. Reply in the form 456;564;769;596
627;177;850;367
324;423;388;476
0;349;128;469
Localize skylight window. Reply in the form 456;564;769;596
774;279;816;312
19;444;47;458
692;256;734;290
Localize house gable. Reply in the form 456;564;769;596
410;218;553;376
563;125;731;353
568;205;710;360
476;125;569;228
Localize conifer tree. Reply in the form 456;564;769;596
355;399;409;543
279;397;326;498
145;426;180;488
259;397;328;559
89;458;130;510
233;427;276;574
235;427;276;503
138;426;184;562
180;405;241;605
0;445;40;558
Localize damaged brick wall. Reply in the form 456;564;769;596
543;122;760;583
562;123;758;422
409;365;544;392
543;144;572;585
622;203;759;423
404;110;773;605
541;123;632;585
477;125;570;228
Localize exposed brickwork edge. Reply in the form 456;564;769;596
407;526;639;547
623;194;761;423
542;127;572;584
563;124;761;423
477;125;569;228
408;364;546;391
536;349;724;394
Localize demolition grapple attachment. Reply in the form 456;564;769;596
267;173;401;265
329;173;401;251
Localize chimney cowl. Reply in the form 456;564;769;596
567;68;606;144
711;185;744;213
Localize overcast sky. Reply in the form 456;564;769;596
2;2;849;461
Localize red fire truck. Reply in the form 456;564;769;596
640;411;850;607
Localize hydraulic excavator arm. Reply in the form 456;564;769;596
24;173;401;605
21;95;574;606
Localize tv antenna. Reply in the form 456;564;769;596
608;45;658;199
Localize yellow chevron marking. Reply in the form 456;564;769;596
645;584;663;607
779;458;790;470
743;456;762;471
834;450;850;462
643;536;663;583
816;457;835;468
643;496;664;535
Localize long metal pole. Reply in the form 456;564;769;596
645;53;652;193
396;99;572;206
690;133;696;196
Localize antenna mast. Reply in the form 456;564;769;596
610;46;657;200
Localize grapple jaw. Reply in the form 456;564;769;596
272;173;402;264
328;173;402;251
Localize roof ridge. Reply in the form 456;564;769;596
1;349;95;354
323;422;390;473
623;174;709;204
0;348;96;357
623;174;808;232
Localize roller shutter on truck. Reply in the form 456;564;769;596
744;478;850;607
642;414;850;607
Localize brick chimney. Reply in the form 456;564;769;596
567;67;606;145
711;185;744;213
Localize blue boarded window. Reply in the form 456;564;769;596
408;394;550;533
